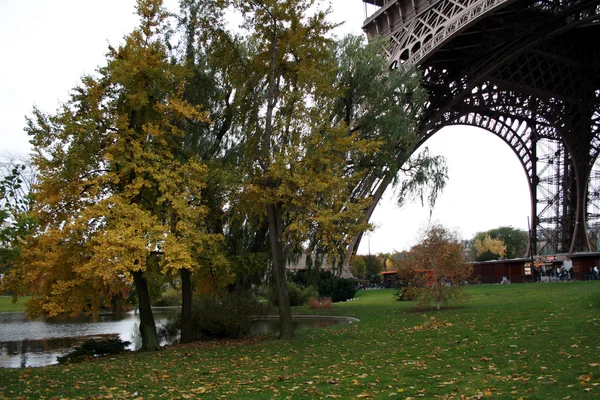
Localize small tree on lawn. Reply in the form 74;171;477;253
396;224;472;310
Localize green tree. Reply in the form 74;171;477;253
5;0;229;351
396;224;472;310
174;0;236;344
470;226;528;261
326;35;448;275
0;159;37;279
349;256;367;278
350;254;384;278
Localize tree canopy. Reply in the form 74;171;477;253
395;224;473;310
0;158;37;277
330;36;447;274
227;0;379;338
3;0;440;347
4;0;229;351
470;226;528;261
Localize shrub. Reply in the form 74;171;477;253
289;270;357;302
153;286;181;307
160;288;271;341
268;281;318;307
317;274;357;302
57;337;131;364
396;224;473;310
308;297;332;309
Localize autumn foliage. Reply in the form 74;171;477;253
474;234;507;259
395;224;473;310
1;0;433;348
3;0;231;351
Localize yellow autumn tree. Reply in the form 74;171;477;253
5;0;230;351
230;0;374;339
475;234;507;259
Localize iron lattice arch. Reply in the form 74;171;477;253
363;0;600;254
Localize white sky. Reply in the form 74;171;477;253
0;0;532;254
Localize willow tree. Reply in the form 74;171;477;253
229;0;373;339
0;160;37;278
5;0;229;351
328;36;448;275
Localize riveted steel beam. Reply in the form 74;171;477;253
363;0;600;254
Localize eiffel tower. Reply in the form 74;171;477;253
362;0;600;254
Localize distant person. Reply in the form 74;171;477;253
562;257;573;280
533;265;541;282
593;265;599;280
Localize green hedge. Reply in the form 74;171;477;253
289;270;356;302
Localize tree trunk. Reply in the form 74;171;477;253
180;268;193;344
266;202;294;339
132;270;161;351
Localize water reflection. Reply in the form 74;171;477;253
0;309;177;368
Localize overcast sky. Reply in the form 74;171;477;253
0;0;532;254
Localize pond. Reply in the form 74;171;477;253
0;308;178;368
0;311;357;368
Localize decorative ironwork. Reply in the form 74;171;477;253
363;0;600;254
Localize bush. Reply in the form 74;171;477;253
289;270;357;302
57;337;131;364
396;224;473;310
160;288;271;341
267;281;318;307
308;297;332;309
153;286;181;307
317;274;357;302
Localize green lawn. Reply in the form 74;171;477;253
1;283;599;399
0;296;28;312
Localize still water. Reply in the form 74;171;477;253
0;308;178;368
1;311;356;368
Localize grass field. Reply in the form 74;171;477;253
0;296;28;312
1;283;599;399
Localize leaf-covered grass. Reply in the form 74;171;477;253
0;295;27;312
1;283;599;399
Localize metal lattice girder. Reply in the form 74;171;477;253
363;0;600;253
535;138;573;253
